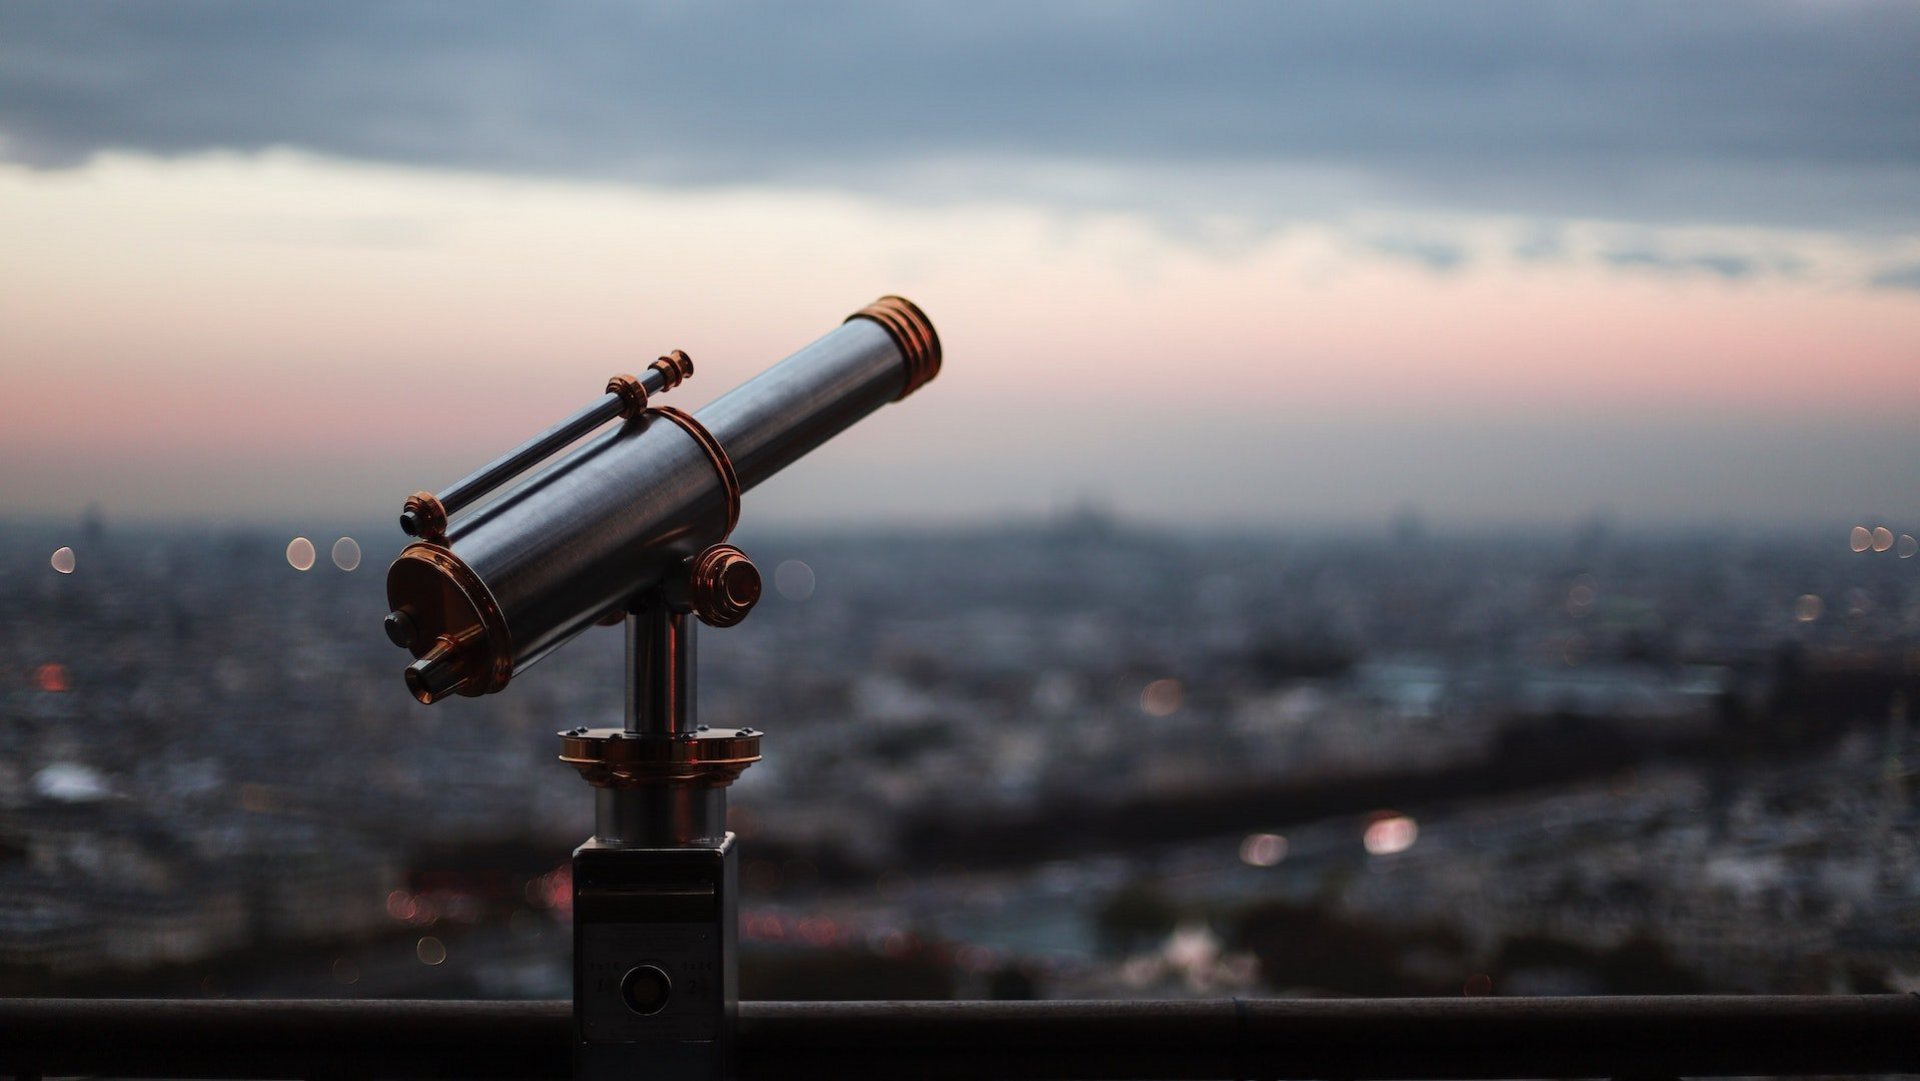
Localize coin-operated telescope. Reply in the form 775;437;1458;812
381;297;940;1081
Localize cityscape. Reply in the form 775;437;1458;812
2;8;1916;1080
1;511;1915;1002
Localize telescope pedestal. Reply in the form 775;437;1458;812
572;834;738;1081
561;571;762;1081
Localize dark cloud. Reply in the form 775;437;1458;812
1513;225;1569;263
1601;249;1758;280
1366;235;1469;273
2;1;1917;231
1868;262;1920;290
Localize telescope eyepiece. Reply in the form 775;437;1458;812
405;636;473;704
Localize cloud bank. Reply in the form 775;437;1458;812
3;1;1917;234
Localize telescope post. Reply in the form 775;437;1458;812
562;546;762;1081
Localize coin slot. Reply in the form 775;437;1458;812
620;964;672;1015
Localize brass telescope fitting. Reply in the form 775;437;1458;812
848;295;940;400
559;725;762;790
607;350;693;420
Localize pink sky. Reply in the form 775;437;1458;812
2;153;1916;530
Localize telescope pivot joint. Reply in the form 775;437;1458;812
679;544;760;628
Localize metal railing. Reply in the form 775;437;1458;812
2;995;1917;1079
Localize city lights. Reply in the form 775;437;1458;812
330;537;361;571
1239;832;1288;867
386;890;418;922
32;664;69;693
1566;579;1596;615
286;537;316;571
0;523;1911;1001
1364;814;1419;856
1141;679;1183;717
415;936;447;965
774;559;816;601
1848;526;1916;558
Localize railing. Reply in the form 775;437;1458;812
2;995;1916;1079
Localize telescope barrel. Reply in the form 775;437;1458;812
702;309;935;490
385;297;939;703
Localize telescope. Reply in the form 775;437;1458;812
381;297;941;1081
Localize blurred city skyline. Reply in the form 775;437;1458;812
2;2;1917;529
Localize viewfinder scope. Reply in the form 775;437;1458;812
382;296;940;703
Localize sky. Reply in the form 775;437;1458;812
1;1;1917;532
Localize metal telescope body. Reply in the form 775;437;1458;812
384;297;938;705
380;297;940;1081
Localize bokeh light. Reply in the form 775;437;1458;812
1899;534;1918;559
1364;813;1419;855
1141;678;1183;717
1566;580;1596;615
774;559;816;601
286;537;316;571
386;889;417;921
330;536;361;571
33;664;70;693
1239;832;1288;867
1850;526;1872;552
415;936;446;965
1871;526;1894;552
1794;594;1823;622
49;546;75;574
